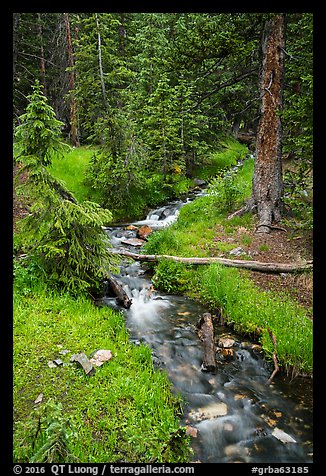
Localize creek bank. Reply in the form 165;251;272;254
101;196;313;463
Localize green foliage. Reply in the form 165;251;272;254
282;13;313;173
208;167;245;212
14;399;77;463
283;170;313;232
19;195;117;294
199;264;313;374
152;260;191;294
14;80;69;165
14;80;117;295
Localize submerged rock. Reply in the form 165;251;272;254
272;428;297;444
189;402;228;421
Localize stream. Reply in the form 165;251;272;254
99;187;313;464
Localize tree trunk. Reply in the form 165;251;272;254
197;313;217;373
13;13;20;77
95;13;107;110
63;13;79;147
36;13;47;96
251;15;285;233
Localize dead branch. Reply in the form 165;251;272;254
197;313;217;373
111;249;313;274
267;328;280;384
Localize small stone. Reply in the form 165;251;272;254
53;359;64;366
47;361;57;368
189;402;228;421
136;225;153;240
125;225;138;230
121;238;145;247
34;393;43;404
229;247;245;256
223;422;234;432
59;349;71;355
71;352;95;376
89;349;113;367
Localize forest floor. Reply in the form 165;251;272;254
207;219;313;315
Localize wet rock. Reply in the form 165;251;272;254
125;225;138;230
193;178;206;187
136;225;153;240
185;425;198;437
223;422;234;432
217;348;234;360
272;428;297;444
217;337;235;349
255;426;268;437
189;402;228;421
224;444;249;458
121;238;145;247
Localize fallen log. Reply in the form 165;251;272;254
197;313;217;373
106;275;132;308
111;249;312;274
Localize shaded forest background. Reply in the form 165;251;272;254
13;12;313;220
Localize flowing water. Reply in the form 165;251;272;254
100;188;313;464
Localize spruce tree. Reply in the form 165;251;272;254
14;80;118;295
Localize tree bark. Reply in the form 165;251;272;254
63;13;79;147
110;249;312;274
197;313;217;373
251;15;285;233
106;275;132;308
95;13;107;110
36;13;47;96
13;13;20;77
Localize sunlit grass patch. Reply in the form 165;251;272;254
48;146;101;203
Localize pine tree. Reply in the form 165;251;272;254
14;80;118;294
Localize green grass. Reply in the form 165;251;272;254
144;155;313;376
199;264;313;375
48;147;101;203
194;137;248;180
13;282;191;463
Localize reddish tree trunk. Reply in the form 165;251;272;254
252;15;285;233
